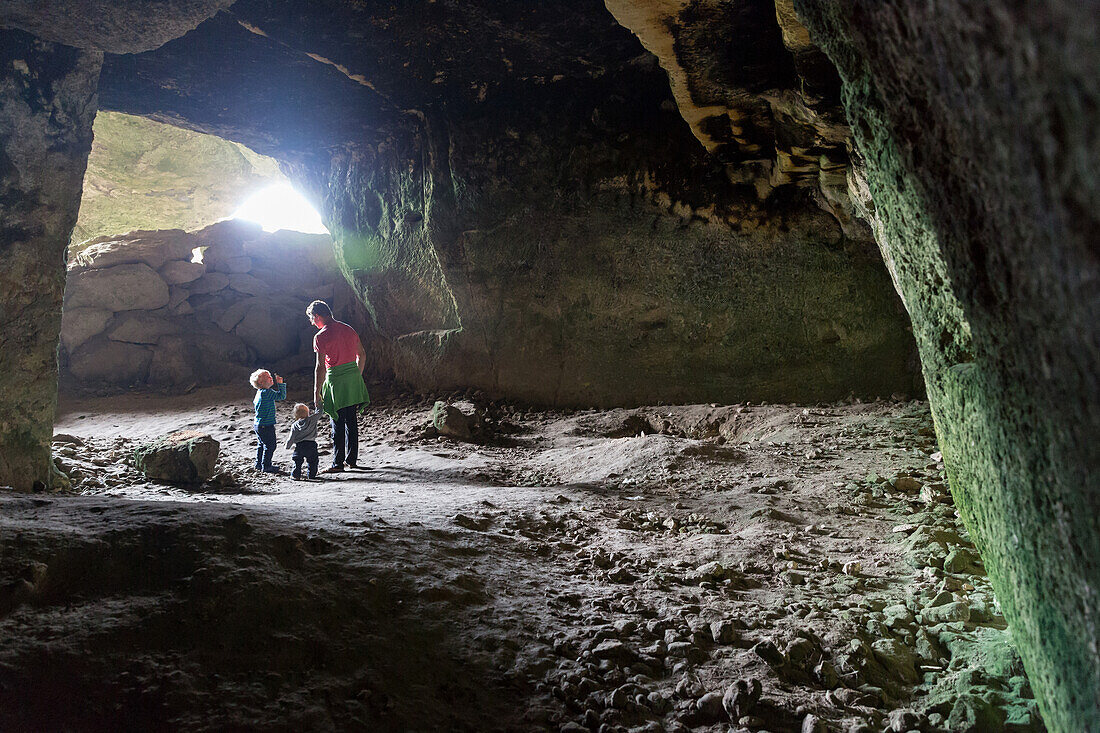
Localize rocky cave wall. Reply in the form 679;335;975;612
0;30;102;491
295;76;917;406
0;1;249;490
93;1;920;407
59;221;365;391
786;3;1099;730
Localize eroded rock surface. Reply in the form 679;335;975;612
0;30;101;491
95;0;920;406
791;3;1100;728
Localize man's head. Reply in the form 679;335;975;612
306;300;333;328
250;369;273;389
293;403;310;419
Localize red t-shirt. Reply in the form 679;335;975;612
313;320;360;369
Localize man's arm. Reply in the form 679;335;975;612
355;338;367;376
313;352;325;408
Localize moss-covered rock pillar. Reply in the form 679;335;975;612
793;3;1100;729
0;30;101;490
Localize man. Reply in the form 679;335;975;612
307;300;370;472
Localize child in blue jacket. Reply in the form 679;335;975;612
250;369;286;473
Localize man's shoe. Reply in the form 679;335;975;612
322;465;344;474
262;466;284;475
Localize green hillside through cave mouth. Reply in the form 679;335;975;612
71;112;288;253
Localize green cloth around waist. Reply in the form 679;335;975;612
321;361;370;419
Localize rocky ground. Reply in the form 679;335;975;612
0;384;1044;732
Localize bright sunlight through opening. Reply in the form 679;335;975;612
231;182;329;234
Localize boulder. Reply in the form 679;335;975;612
159;259;205;285
217;255;253;274
60;307;112;352
148;335;200;386
107;312;177;344
215;297;258;332
272;351;316;376
167;286;190;310
69;337;152;384
921;601;971;625
871;638;920;684
234;303;300;360
431;401;473;440
227;272;271;296
188;271;230;295
133;430;219;483
65;263;170;312
72;229;194;270
194;218;263;248
193;324;251;363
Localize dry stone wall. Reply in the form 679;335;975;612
60;220;364;392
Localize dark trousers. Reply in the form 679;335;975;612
292;440;319;478
254;423;276;470
331;404;359;468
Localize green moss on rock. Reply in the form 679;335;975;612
794;2;1100;729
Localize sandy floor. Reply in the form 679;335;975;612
0;385;1043;731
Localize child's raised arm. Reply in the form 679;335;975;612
273;379;287;401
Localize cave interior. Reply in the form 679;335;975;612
0;1;1097;732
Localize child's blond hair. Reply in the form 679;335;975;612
249;369;271;389
293;403;310;419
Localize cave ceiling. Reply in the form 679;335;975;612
91;0;854;211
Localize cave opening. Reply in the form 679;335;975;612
60;112;359;404
232;182;329;235
0;2;1097;731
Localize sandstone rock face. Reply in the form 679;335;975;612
133;430;219;484
0;29;101;491
147;335;200;387
188;271;230;295
795;2;1100;728
65;263;170;312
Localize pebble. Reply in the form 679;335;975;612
591;640;638;665
801;713;826;732
893;476;922;492
752;640;785;667
709;619;738;644
722;678;761;720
